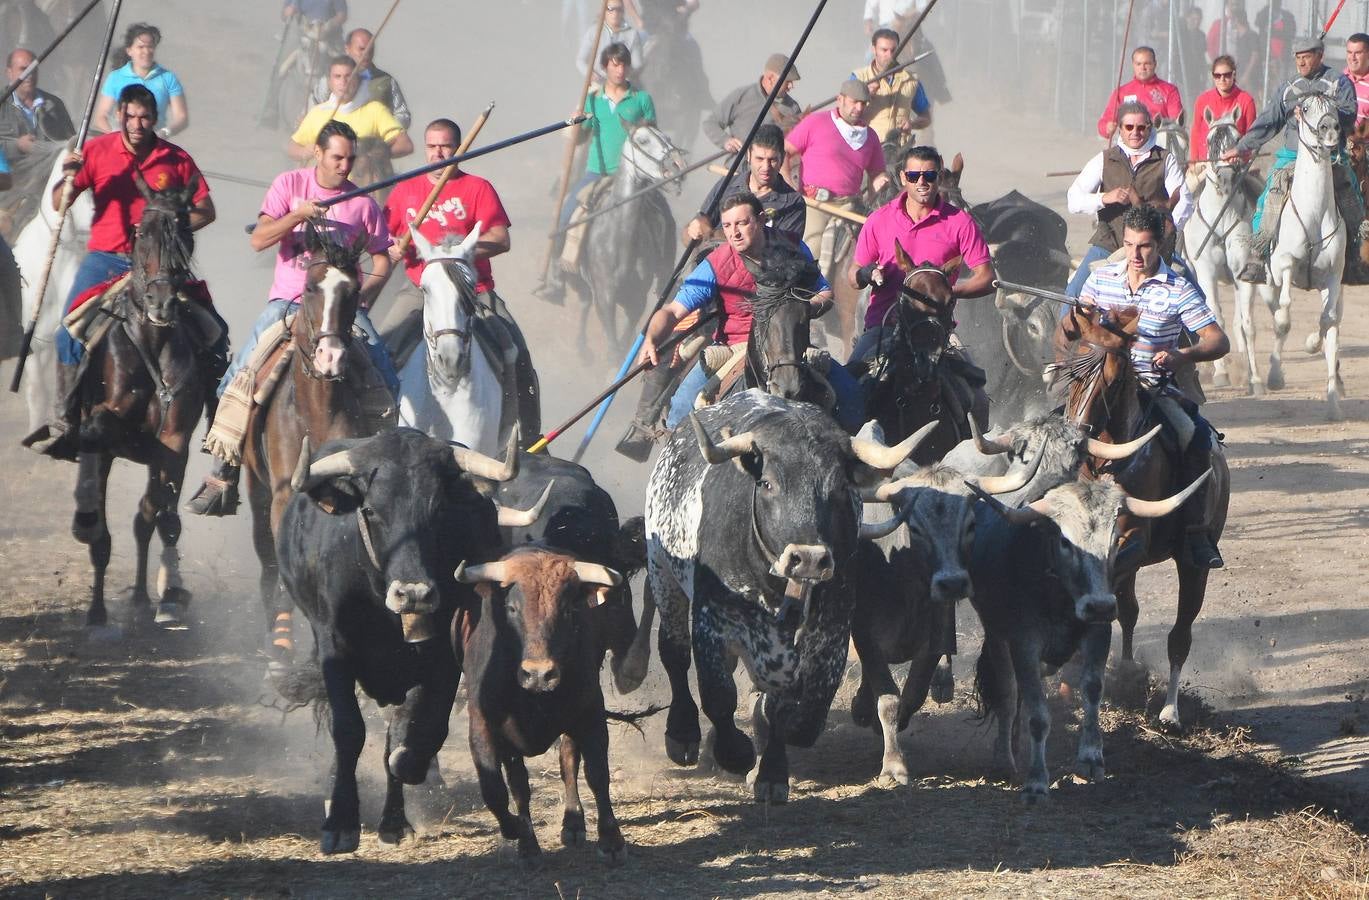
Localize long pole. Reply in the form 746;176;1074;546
0;0;103;107
550;149;727;237
392;100;495;255
1263;0;1276;107
258;13;297;127
542;0;841;459
536;0;611;287
10;0;123;393
798;49;935;117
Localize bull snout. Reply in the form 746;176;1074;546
314;334;347;378
1076;592;1117;624
771;544;834;582
385;580;436;615
930;569;972;604
519;658;560;693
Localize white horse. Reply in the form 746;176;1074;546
396;224;506;455
1182;109;1272;391
1262;92;1347;419
14;150;94;431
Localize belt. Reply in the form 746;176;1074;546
802;186;856;203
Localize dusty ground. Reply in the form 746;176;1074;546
2;1;1368;897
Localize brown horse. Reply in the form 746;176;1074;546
70;176;207;632
241;231;378;667
1058;303;1230;730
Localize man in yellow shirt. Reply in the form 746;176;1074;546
287;55;413;163
852;29;931;150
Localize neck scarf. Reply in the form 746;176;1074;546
1114;130;1158;164
325;92;364;115
830;110;868;151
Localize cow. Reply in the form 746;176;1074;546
494;451;646;694
274;427;536;854
628;389;928;802
967;473;1210;801
453;546;630;863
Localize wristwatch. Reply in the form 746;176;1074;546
158;127;172;139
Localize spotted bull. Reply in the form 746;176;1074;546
275;427;537;854
630;390;924;802
968;473;1210;802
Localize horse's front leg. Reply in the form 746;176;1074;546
1233;277;1265;394
1308;281;1346;420
1199;254;1231;387
1265;268;1294;391
73;450;115;633
150;442;193;627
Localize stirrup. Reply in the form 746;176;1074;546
21;422;78;461
186;473;240;517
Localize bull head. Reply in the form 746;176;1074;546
977;468;1212;525
455;558;623;607
967;415;1161;462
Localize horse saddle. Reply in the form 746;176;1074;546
560;178;616;268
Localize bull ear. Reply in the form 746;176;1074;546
720;426;763;479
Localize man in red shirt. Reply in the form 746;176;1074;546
1097;46;1185;140
1190;55;1258;163
381;117;537;434
28;83;217;457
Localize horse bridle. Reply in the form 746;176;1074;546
624;125;683;181
745;284;820;391
295;258;356;381
1295;93;1338;162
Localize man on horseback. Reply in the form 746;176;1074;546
283;0;347;54
1057;205;1230;569
683;123;806;242
0;48;75;239
24;84;222;460
1097;46;1185;140
309;28;411;130
1066;102;1193;298
287;55;412;165
186;119;396;516
703;54;802;153
852;29;931;154
1221;36;1364;283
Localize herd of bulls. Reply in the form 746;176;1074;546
269;380;1208;860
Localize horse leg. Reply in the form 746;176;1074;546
1307;282;1345;420
251;475;291;673
1265;270;1293;391
73;451;115;632
152;453;192;627
1234;278;1265;395
1159;562;1211;731
1201;261;1231;387
122;468;159;611
1115;571;1140;662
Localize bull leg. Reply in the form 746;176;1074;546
503;755;541;858
849;615;907;785
73;452;115;632
468;708;538;856
1010;638;1051;803
379;722;415;846
747;692;789;804
320;655;363;854
693;614;753;776
1159;563;1212;730
558;735;586;847
1074;623;1110;781
656;575;699;766
1266;271;1293;391
895;640;941;732
976;636;1018;778
616;578;653;694
575;716;627;865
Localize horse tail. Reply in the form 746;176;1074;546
972;637;1011;723
270;651;329;734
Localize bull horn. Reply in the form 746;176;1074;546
966;443;1045;494
860;511;905;540
999;496;1054;525
850;420;939;470
454;560;511;585
452;425;520;482
291;441;360;493
690;413;756;464
571;561;623;588
494;479;554;528
871;470;932;502
1087;424;1162;460
968;415;1013;456
1122;468;1212;519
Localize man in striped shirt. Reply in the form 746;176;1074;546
1059;205;1230;569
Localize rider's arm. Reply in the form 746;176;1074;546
1335;76;1359;133
475;224;510;260
1097;91;1120;140
91;94;115;135
782;137;802;190
189;195;215;232
701;86;741;152
1067;153;1108;215
951;261;995;299
641;300;690;366
1232;96;1286;156
250;201;323;253
359;250;391;308
388;80;412;131
52;150;88;210
1155;322;1230;371
1165;152;1193;227
908;82;932;131
387;129;414;158
1166;83;1185;127
643;259;717;364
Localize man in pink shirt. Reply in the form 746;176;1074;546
187;119;393;516
1097;46;1185;139
785;79;890;272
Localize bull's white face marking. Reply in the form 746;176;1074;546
313;267;353;378
384;580;436;614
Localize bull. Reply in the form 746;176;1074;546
454;547;630;863
968;473;1210;801
629;390;926;802
275;427;534;854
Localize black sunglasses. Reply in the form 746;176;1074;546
904;170;939;183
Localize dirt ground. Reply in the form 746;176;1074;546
2;1;1369;897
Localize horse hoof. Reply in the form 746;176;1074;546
1305;333;1323;355
377;820;415;845
598;843;629;867
1266;368;1285;391
1021;782;1050;805
1157;704;1183;732
664;735;699;767
1248;381;1266;397
560;825;587;848
752;779;790;804
1328;397;1345;422
876;763;910;788
85;623;122;642
154;602;188;629
320;828;361;854
116;586;152;607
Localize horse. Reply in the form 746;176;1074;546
1182;109;1270;392
1059;303;1230;730
573;123;683;353
66;175;207;632
1260;92;1348;419
397;225;515;456
634;0;712;149
15;151;94;433
1155;119;1190;171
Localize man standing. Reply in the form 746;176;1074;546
0;48;76;237
1056;205;1230;569
1190;55;1258;161
1068;103;1192;297
683;123;806;242
785;80;890;272
289;55;413;163
703;54;802;153
24;85;219;458
283;0;347;52
852;28;932;152
576;2;644;86
311;28;411;130
187;120;394;516
1220;37;1363;282
1097;46;1185;140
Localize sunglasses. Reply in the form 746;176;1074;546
904;170;939;183
1212;70;1235;79
1121;123;1151;132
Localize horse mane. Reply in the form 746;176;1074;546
304;220;368;276
136;189;196;274
745;243;821;320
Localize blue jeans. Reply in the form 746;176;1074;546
665;354;866;431
218;300;399;399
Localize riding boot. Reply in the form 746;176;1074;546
185;456;240;517
1180;423;1223;569
22;360;81;461
616;357;686;462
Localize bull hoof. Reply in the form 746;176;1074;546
387;747;430;785
612;656;647;695
85;623;122;642
1249;380;1266;397
517;836;543;860
665;735;699;767
753;779;790;804
1021;782;1049;805
598;842;629;867
876;761;910;788
377;819;415;845
320;828;361;854
849;686;874;729
930;661;954;704
711;728;755;776
1158;704;1183;731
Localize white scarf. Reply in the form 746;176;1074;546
324;92;364;115
831;110;868;151
1114;130;1159;165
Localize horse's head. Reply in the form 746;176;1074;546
1295;92;1340;159
620;124;687;190
1155;120;1190;165
1204;109;1243;192
299;223;366;379
411;224;482;382
938;153;967;211
1056;303;1141;431
745;247;827;404
129;171;196;327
